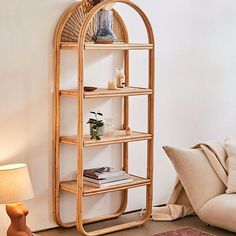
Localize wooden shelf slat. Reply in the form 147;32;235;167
60;130;152;147
60;86;152;98
85;43;153;50
60;42;153;50
60;175;151;196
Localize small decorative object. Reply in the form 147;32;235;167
115;67;125;88
84;86;97;92
87;111;104;140
90;1;115;9
0;163;34;236
107;80;118;90
93;2;117;44
91;0;101;6
104;118;115;136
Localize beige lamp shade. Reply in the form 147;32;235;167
0;163;34;204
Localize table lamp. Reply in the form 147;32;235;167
0;163;34;236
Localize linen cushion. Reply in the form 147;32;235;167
163;146;225;213
225;137;236;193
199;194;236;232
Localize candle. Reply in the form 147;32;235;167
107;80;118;90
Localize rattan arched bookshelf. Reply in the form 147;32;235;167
53;0;155;235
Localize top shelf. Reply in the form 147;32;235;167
60;42;154;50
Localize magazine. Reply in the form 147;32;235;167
83;167;125;180
83;173;130;184
84;177;133;188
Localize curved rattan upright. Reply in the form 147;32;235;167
53;0;155;235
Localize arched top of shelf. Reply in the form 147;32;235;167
54;0;154;49
79;0;154;44
54;0;128;45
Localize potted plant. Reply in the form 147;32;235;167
87;111;104;140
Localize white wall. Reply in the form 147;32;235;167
0;0;236;234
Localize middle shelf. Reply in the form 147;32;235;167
60;86;152;98
60;130;152;147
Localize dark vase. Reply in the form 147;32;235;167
94;9;117;43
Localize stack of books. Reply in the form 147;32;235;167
83;167;133;188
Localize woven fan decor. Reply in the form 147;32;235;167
61;0;126;42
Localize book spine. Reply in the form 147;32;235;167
84;170;125;179
84;178;133;188
99;178;133;187
98;171;125;179
83;174;130;184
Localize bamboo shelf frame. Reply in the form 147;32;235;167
53;0;155;235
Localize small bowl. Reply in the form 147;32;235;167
84;86;97;92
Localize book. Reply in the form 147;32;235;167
83;173;131;184
84;177;133;188
83;167;125;180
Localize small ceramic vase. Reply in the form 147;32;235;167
94;9;117;43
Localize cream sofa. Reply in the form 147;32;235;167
163;139;236;233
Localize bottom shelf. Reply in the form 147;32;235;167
60;175;151;197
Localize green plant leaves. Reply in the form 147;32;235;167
87;118;97;124
90;127;101;140
88;111;104;140
96;122;104;127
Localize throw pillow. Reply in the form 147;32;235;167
163;146;225;212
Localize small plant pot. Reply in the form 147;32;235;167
90;124;104;136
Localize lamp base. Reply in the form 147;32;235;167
6;203;33;236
